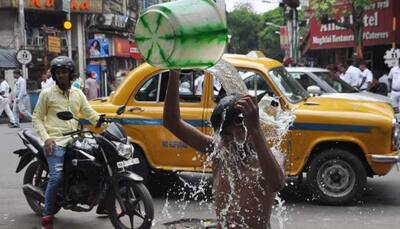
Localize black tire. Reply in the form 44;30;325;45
23;161;61;216
306;149;367;205
107;180;154;229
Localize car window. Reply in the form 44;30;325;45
135;71;203;103
135;73;160;102
290;72;319;90
313;71;358;93
240;70;275;100
269;67;309;103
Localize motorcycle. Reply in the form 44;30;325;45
13;108;154;229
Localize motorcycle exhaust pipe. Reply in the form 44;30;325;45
23;184;45;203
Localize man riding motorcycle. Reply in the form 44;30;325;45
32;56;104;229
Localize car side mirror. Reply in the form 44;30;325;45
57;111;74;121
307;85;321;96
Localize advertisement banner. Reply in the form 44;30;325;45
86;64;101;82
114;38;130;57
130;42;142;59
309;0;398;50
87;35;109;58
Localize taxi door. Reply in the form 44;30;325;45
123;70;208;171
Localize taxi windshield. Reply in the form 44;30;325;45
313;71;358;93
268;67;309;103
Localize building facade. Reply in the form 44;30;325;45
0;0;164;97
302;0;400;75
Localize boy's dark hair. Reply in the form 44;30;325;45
210;93;243;131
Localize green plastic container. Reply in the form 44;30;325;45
134;0;227;69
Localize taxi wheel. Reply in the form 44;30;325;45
306;149;367;205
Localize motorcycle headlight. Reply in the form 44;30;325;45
113;141;134;160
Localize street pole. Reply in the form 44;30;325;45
67;10;72;58
18;0;28;79
77;14;85;79
293;7;298;64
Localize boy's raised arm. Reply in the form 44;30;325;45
163;70;213;154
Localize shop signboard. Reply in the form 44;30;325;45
47;36;61;53
114;38;130;57
25;0;102;13
309;0;400;50
130;42;142;60
87;35;109;58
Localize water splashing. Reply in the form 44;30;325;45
160;60;294;228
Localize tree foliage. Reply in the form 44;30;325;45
258;8;285;60
227;4;286;59
226;3;261;54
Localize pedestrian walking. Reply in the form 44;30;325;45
41;69;55;90
0;73;16;126
84;71;99;100
358;61;373;91
388;65;400;110
11;69;32;128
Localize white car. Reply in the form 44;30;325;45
286;67;395;111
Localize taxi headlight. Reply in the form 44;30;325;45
113;141;134;160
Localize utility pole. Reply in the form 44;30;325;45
77;14;85;79
282;0;299;66
18;0;28;79
67;11;72;58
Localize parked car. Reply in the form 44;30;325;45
87;54;399;205
286;67;395;111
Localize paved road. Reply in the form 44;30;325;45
0;123;400;229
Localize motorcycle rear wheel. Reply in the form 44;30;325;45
23;161;61;216
107;179;154;229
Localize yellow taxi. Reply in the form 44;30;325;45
88;54;399;205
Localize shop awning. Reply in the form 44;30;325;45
0;48;18;68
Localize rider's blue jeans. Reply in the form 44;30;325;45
43;145;65;216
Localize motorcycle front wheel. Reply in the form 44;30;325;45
107;179;154;229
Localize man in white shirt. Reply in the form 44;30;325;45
344;63;362;88
11;69;32;128
358;62;373;91
41;69;55;90
0;73;16;126
388;65;400;110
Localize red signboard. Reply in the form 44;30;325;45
130;42;142;60
114;38;130;57
309;0;400;50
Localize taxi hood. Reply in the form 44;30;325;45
296;95;394;120
320;93;394;107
